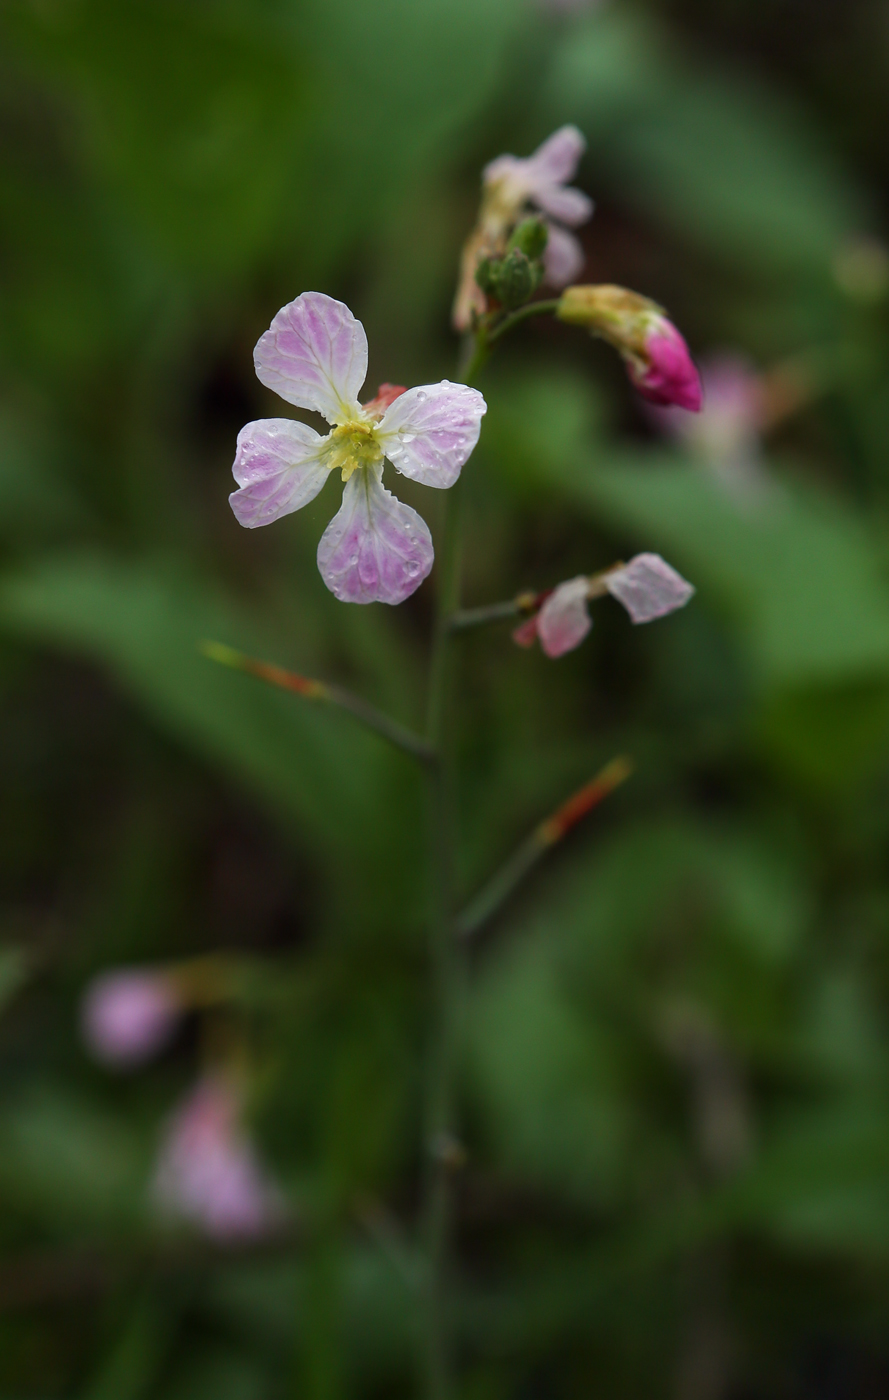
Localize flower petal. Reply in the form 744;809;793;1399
317;471;433;604
525;125;587;186
532;183;594;227
537;576;592;657
605;553;694;623
378;381;487;488
229;418;329;528
253;292;368;423
542;223;585;287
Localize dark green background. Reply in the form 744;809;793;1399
2;0;889;1395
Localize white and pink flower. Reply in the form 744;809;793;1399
230;292;486;605
514;554;694;658
152;1076;286;1242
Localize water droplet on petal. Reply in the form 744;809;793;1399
407;560;420;576
416;390;427;403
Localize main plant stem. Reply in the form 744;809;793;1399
421;467;465;1400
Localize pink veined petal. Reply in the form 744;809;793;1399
542;223;586;287
317;471;434;605
532;183;594;227
605;553;694;623
253;292;368;423
229;418;329;529
525;125;587;186
537;576;592;657
378;381;487;489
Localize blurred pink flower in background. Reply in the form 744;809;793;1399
514;554;694;658
152;1076;286;1242
648;353;768;496
81;969;182;1068
231;292;486;605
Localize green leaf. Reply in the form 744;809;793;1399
0;551;417;864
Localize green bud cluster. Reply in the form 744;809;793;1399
475;219;548;311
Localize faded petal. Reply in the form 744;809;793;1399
532;183;594;227
537;576;592;657
606;553;694;623
542;223;585;288
525;125;587;187
379;381;487;489
253;292;367;423
82;969;181;1068
229;418;329;529
317;471;433;605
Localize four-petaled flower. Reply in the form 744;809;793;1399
514;554;694;658
230;292;487;605
453;126;594;331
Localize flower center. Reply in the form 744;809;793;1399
324;421;384;482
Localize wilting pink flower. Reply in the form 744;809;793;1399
82;969;181;1068
454;126;593;330
557;285;702;412
514;554;694;658
230;292;486;605
152;1076;286;1242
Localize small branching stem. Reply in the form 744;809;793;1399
200;641;433;764
456;757;633;941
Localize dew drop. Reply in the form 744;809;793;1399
407;560;420;576
416;390;427;403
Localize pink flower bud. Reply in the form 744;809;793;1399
152;1076;286;1242
81;969;181;1068
629;320;702;412
557;284;701;412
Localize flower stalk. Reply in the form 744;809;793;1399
200;641;434;765
456;756;633;941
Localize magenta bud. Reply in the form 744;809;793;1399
81;969;181;1069
557;285;701;413
630;321;702;412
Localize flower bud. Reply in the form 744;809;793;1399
557;284;702;412
508;217;549;260
474;257;499;295
494;249;542;310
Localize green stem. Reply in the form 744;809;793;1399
420;472;465;1400
448;596;530;631
487;298;560;345
419;328;498;1398
200;641;433;765
455;758;633;942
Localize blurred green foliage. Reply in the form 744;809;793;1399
2;0;889;1396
